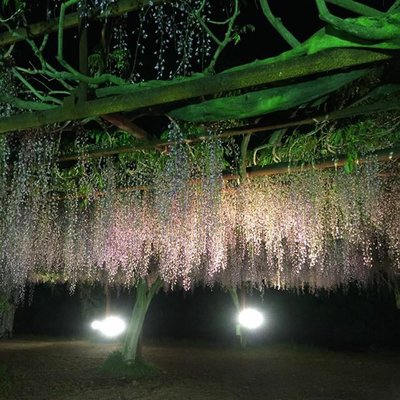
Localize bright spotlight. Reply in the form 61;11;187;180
91;320;101;330
91;316;126;337
238;308;264;330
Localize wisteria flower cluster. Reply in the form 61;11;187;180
0;131;399;299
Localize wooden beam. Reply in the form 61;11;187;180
61;146;400;198
0;0;169;48
58;100;400;162
0;48;396;135
102;113;150;140
243;146;400;179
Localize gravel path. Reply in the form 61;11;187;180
0;339;399;400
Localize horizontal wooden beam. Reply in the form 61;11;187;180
58;100;400;162
242;146;400;179
0;48;396;135
61;147;400;198
0;0;168;48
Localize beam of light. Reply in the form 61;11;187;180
238;308;264;330
90;316;126;337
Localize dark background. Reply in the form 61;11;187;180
14;283;400;350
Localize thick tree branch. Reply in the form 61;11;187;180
259;0;300;48
325;0;384;17
0;94;57;110
389;0;400;12
0;48;395;134
316;0;400;40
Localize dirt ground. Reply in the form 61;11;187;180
0;339;399;400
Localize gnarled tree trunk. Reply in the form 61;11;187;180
0;297;15;338
122;278;162;364
229;287;248;348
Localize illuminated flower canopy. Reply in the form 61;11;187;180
0;130;399;299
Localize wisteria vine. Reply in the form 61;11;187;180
0;129;399;299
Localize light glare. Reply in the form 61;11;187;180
238;308;264;330
91;320;101;330
91;316;126;337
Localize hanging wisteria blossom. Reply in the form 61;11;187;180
0;129;399;299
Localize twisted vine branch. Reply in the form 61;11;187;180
316;0;400;40
259;0;300;48
57;0;126;86
190;0;240;73
325;0;383;17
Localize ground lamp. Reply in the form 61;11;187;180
238;308;264;330
235;307;264;347
91;316;126;338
